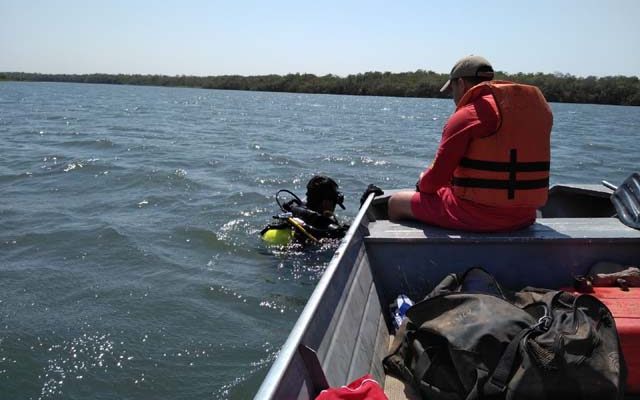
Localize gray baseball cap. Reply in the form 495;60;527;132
440;55;494;92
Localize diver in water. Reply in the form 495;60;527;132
261;175;350;246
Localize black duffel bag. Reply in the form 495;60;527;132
384;268;626;400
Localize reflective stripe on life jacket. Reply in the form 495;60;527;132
452;81;553;207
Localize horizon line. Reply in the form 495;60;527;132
2;70;639;80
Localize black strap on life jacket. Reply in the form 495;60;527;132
452;149;549;199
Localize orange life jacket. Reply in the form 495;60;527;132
452;81;553;207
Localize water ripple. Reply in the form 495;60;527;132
2;82;640;399
58;138;118;149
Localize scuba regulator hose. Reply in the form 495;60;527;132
285;217;319;243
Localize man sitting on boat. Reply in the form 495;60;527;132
387;55;553;231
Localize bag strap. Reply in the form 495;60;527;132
483;327;531;396
483;309;552;396
411;339;433;383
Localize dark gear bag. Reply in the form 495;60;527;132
383;268;626;400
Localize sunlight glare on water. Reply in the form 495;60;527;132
1;81;639;399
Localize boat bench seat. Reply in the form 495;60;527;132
365;217;640;242
363;217;640;295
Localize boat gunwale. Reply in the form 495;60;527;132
253;193;376;399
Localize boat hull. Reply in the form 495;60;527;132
255;184;640;399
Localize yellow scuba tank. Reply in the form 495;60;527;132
261;225;295;246
260;217;320;246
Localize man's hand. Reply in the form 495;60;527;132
416;168;429;192
360;184;384;207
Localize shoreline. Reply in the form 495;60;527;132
2;71;639;106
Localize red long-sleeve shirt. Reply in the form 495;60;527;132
411;87;537;231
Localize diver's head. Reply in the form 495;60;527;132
305;175;345;214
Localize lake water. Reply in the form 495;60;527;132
1;82;638;399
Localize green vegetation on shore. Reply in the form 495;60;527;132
1;71;638;106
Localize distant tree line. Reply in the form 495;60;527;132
1;70;638;106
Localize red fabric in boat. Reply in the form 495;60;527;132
315;374;387;400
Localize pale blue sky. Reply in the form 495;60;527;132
1;0;639;77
